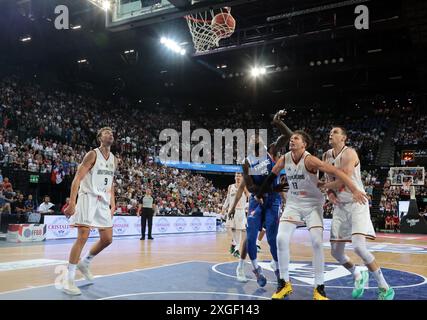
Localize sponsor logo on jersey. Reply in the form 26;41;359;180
97;169;114;176
288;174;305;180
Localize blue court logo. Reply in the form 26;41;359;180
190;218;202;231
48;217;71;237
205;218;216;231
113;217;129;235
156;218;170;233
174;218;187;232
213;261;427;300
322;242;427;254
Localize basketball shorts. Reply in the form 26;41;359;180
330;202;376;242
280;203;323;229
69;192;112;228
225;209;246;230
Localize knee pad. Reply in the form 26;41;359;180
330;244;349;264
352;236;375;264
309;228;323;251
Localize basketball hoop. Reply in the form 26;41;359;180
185;7;236;53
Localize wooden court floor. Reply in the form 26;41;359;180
0;231;426;293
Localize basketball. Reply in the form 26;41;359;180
211;12;236;38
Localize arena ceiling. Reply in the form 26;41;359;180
0;0;426;108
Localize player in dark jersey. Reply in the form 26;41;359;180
229;110;291;286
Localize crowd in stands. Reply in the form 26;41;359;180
114;161;225;216
394;105;427;145
0;75;425;229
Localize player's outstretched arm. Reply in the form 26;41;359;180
305;154;368;205
321;148;358;192
272;110;293;138
271;110;293;155
64;150;96;217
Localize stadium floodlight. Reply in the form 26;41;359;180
71;25;82;30
77;59;88;64
87;0;111;11
20;36;31;42
160;37;186;55
250;66;266;77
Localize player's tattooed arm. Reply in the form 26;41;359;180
64;150;96;217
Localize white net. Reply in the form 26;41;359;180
185;7;235;53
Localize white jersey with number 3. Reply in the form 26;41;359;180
79;148;116;204
284;151;324;207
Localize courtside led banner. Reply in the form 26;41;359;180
157;159;286;174
44;215;217;240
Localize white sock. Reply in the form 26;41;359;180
68;263;77;281
347;265;362;281
277;222;296;281
231;229;237;246
82;253;95;266
238;259;245;268
310;227;325;286
256;240;261;246
235;230;243;251
251;259;258;270
274;260;279;270
372;268;389;290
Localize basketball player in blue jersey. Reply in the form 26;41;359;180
229;110;292;287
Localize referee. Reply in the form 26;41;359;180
138;189;155;240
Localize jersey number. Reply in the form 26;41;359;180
104;178;108;185
292;182;298;189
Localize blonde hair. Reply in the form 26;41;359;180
97;127;113;143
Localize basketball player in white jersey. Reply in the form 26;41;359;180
255;130;368;300
62;127;117;295
222;172;249;259
321;126;394;300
